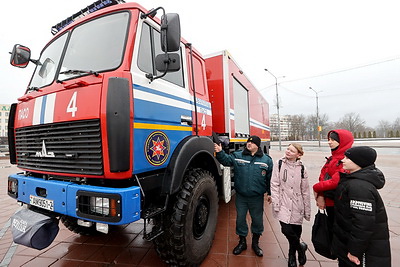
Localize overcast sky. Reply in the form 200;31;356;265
1;0;399;127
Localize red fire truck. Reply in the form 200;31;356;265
8;0;270;265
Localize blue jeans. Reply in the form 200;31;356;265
235;193;264;236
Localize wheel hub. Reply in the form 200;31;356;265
193;195;210;239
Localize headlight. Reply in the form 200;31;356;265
8;178;18;198
77;191;121;222
90;197;110;215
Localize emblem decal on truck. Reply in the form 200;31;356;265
35;140;55;158
145;131;170;166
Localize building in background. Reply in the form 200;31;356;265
0;104;11;138
270;114;291;141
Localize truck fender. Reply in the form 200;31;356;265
163;136;222;195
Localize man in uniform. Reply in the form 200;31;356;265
214;136;273;257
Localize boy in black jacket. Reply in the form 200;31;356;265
333;146;391;267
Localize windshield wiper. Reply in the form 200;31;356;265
27;86;39;92
59;69;99;77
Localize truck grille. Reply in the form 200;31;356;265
15;119;103;175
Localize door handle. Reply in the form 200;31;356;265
181;115;193;125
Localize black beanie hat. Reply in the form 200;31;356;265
247;136;261;147
345;146;377;168
329;131;340;143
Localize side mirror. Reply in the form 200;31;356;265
160;13;181;52
10;44;31;68
155;53;181;72
38;58;55;78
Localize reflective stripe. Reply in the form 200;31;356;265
32;93;56;125
254;162;268;168
235;159;250;164
134;122;191;132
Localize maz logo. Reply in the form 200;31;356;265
35;140;55;158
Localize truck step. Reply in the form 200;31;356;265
142;195;170;220
143;227;164;241
142;207;165;219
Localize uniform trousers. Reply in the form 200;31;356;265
235;193;264;236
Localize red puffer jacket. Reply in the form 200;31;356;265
312;129;354;207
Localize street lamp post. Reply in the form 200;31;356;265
265;69;283;151
309;87;321;147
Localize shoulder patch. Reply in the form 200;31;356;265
350;200;372;212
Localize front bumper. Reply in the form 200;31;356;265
8;173;141;225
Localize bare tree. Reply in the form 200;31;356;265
392;117;400;131
275;113;398;140
287;115;307;140
318;114;330;137
334;113;366;134
377;120;391;138
305;115;315;140
306;114;329;140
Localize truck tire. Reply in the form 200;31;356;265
154;168;219;266
60;215;98;236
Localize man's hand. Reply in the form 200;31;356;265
347;252;360;265
316;195;325;209
266;195;272;204
214;143;222;153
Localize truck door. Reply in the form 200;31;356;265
130;18;192;174
186;51;212;137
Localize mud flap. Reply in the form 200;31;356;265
221;165;232;203
11;208;59;250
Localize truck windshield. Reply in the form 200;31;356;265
59;11;130;80
29;33;68;89
29;11;130;88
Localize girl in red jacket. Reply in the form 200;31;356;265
312;129;354;237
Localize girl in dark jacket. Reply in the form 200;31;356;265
333;146;391;267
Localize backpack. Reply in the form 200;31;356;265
278;159;305;178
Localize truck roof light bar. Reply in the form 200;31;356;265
50;0;125;35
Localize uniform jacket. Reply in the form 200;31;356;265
313;129;354;206
332;166;391;267
216;148;273;197
270;157;311;225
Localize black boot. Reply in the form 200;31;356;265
233;236;247;255
297;242;307;266
251;234;263;257
288;248;297;267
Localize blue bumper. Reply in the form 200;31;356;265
8;173;141;225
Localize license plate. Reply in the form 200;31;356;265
29;195;54;211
